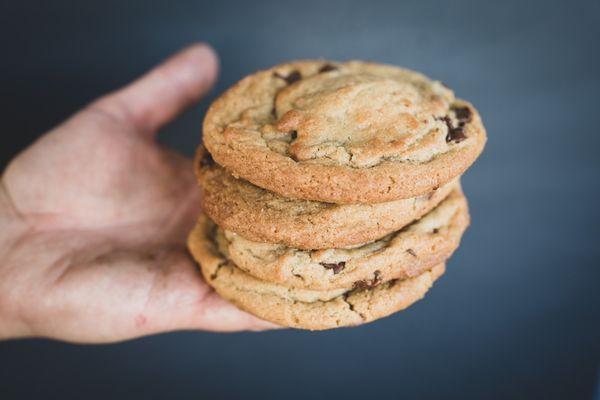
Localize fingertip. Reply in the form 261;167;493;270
187;43;219;71
91;42;221;135
177;43;220;94
248;319;284;332
186;291;282;333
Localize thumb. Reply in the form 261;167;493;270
183;290;282;332
91;43;219;136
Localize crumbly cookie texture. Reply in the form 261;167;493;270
196;147;458;249
209;188;468;290
203;60;486;204
188;215;445;330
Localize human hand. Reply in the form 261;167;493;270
0;44;276;343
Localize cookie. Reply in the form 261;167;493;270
196;147;458;249
208;188;468;290
203;60;486;204
188;215;445;329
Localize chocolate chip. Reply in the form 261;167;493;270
199;152;215;168
321;261;346;274
432;228;439;234
354;270;382;290
452;106;472;124
285;70;302;84
447;126;467;143
441;116;468;143
354;280;369;290
318;64;338;73
274;70;302;85
354;280;366;290
406;249;417;257
290;130;298;140
343;292;355;311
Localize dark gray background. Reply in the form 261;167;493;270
1;0;599;399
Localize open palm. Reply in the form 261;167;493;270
0;44;274;343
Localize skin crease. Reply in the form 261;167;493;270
0;43;277;343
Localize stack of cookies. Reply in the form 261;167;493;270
188;61;486;330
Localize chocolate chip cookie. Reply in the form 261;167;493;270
196;146;458;249
188;213;446;330
203;60;486;204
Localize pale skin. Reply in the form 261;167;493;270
0;43;277;343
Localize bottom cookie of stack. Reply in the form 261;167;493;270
188;209;457;330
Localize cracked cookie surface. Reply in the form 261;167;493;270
203;60;486;204
188;214;445;329
205;188;468;290
196;147;458;249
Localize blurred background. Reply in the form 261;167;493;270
1;0;599;399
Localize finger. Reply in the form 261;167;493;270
91;43;219;136
138;249;280;336
188;291;282;332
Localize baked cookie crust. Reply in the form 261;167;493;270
203;60;486;204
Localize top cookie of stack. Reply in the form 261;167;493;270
190;60;486;330
203;60;486;204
